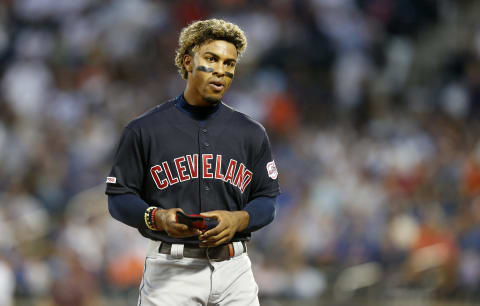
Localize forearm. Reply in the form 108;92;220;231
242;196;276;233
108;193;277;234
108;193;149;228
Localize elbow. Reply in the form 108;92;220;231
107;195;120;220
266;201;276;225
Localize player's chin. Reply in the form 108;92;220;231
203;92;223;105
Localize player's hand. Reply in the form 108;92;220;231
155;208;202;238
198;210;249;247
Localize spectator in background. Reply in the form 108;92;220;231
50;248;98;306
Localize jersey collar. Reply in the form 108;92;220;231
175;94;221;121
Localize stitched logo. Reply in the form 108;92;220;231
266;161;278;179
150;154;254;193
106;176;117;184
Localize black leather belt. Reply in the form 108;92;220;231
159;241;246;261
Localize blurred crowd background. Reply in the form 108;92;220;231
1;0;480;305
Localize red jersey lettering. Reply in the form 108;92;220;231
162;161;179;185
202;154;214;178
174;156;190;182
150;165;169;189
214;155;224;180
187;154;198;178
240;169;253;193
223;159;237;184
233;163;246;188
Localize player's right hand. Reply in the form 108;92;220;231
155;208;202;238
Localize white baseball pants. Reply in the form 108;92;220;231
137;240;259;306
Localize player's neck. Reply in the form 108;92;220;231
177;94;220;118
183;87;219;107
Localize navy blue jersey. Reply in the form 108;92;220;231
105;95;280;244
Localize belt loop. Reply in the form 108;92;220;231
170;244;184;259
232;241;245;257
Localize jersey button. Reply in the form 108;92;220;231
204;142;209;147
202;129;207;133
204;186;209;191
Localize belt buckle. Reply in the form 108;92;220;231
206;243;233;262
206;246;220;261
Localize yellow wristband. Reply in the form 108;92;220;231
145;206;158;231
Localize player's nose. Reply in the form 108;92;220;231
212;63;225;76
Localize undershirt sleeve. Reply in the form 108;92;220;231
242;195;277;233
108;193;149;229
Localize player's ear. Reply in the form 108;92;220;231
184;54;193;73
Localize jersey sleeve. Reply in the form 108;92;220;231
105;127;145;196
248;131;281;200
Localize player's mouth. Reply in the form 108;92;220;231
208;80;224;92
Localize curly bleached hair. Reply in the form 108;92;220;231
175;19;247;79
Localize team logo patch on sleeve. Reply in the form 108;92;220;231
266;161;278;179
106;176;117;184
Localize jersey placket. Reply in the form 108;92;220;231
198;125;210;212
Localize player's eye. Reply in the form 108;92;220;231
207;56;215;62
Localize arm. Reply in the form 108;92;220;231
199;195;277;247
108;193;201;237
108;193;149;229
243;196;276;232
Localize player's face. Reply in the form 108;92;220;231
184;40;238;106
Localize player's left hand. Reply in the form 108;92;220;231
198;210;249;247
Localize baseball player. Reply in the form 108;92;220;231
106;19;280;305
